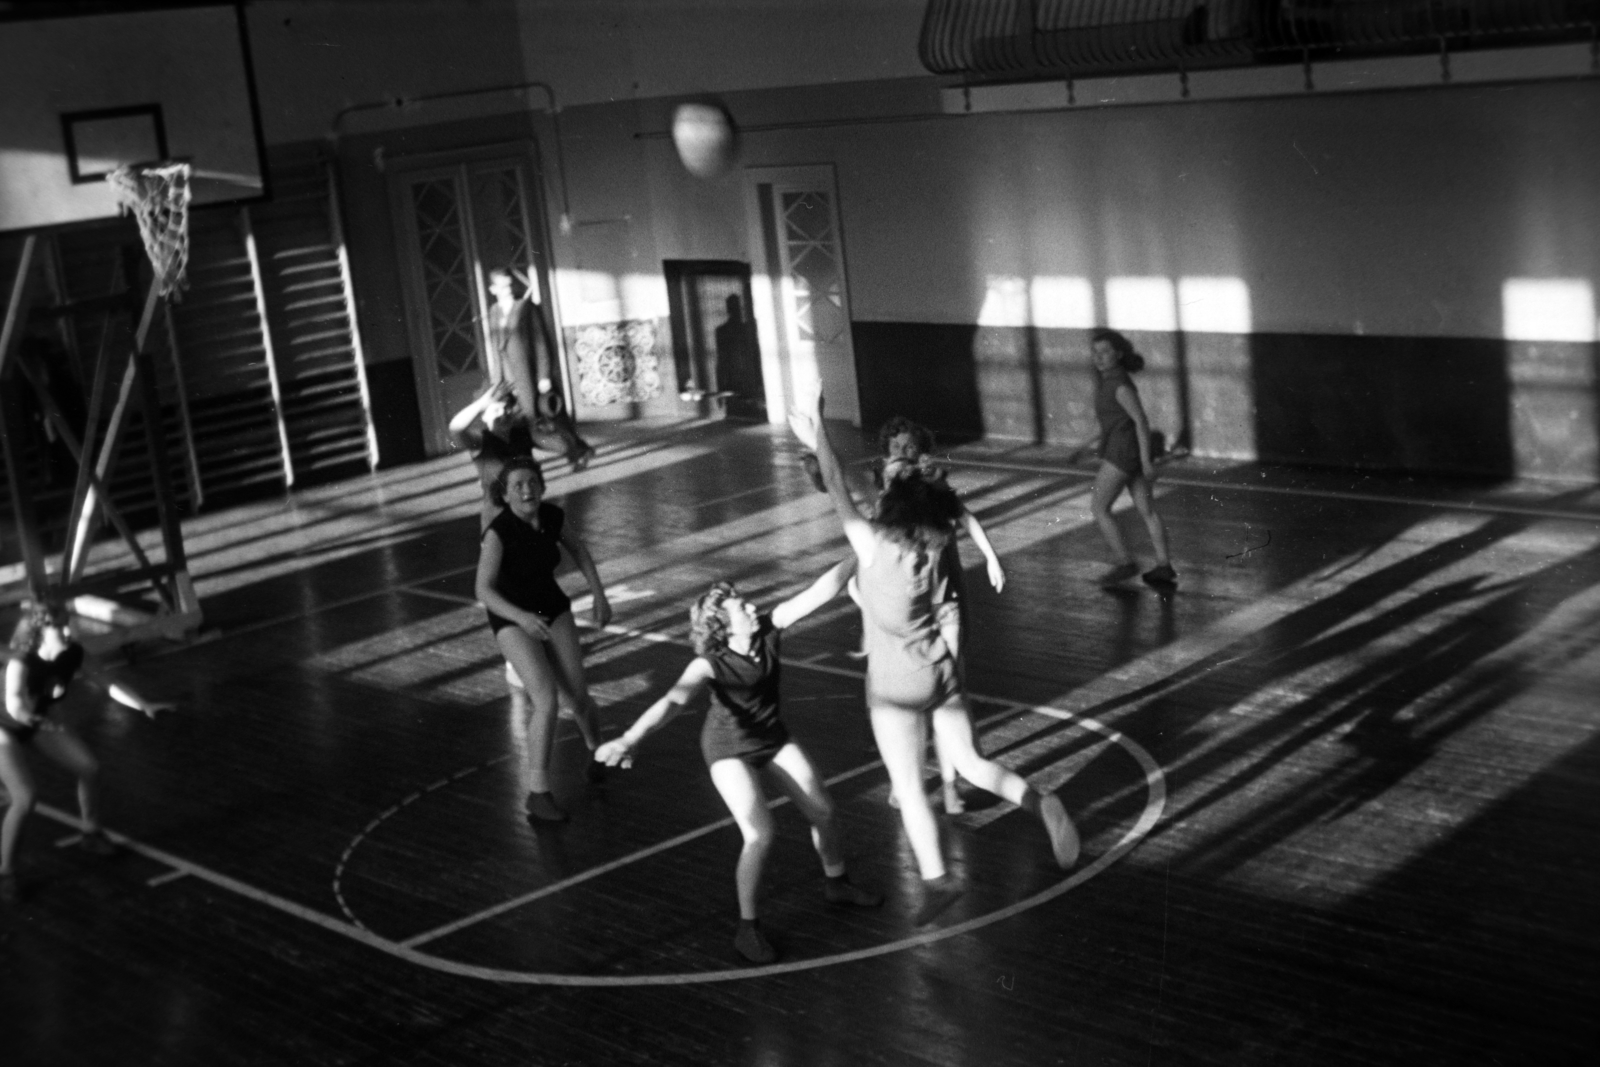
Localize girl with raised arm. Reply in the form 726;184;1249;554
2;602;170;904
476;458;609;823
595;561;882;963
790;393;1079;926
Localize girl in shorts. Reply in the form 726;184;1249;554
476;457;609;822
1088;328;1176;586
595;561;882;963
790;391;1079;927
2;602;170;904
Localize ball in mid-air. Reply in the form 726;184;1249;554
671;102;738;179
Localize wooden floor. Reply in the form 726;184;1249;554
4;418;1599;1066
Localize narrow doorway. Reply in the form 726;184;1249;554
663;260;764;421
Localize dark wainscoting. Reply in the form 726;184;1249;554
846;319;1575;480
852;320;984;442
1249;332;1515;480
365;359;427;468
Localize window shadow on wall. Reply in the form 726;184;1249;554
1248;332;1515;479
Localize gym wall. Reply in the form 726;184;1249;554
546;72;1600;481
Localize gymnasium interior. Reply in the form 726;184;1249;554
2;2;1597;1064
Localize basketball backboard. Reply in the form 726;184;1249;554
0;3;267;234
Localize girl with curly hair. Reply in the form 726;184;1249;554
789;391;1079;927
476;457;610;824
595;561;882;964
2;602;170;904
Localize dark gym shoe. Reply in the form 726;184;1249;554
0;872;21;905
571;445;596;472
733;921;777;964
824;877;884;908
524;792;569;823
79;830;118;857
912;873;965;927
1039;794;1081;870
1141;563;1178;587
1098;561;1140;585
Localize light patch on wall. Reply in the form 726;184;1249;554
1177;276;1253;334
977;275;1030;327
1106;276;1177;333
619;272;668;321
1502;278;1597;342
1029;276;1096;329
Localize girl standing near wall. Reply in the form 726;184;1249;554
594;563;882;964
2;603;170;904
1089;328;1177;586
476;458;609;823
790;392;1079;927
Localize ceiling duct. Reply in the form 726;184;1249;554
920;0;1600;82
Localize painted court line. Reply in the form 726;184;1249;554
398;754;890;949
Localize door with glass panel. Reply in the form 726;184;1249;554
745;165;860;425
391;152;551;453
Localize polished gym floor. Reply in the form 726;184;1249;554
3;418;1598;1066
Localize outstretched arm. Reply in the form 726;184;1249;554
788;392;876;561
449;381;511;452
594;658;713;767
771;558;856;630
961;511;1006;592
559;529;612;627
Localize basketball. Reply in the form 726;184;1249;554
671;102;738;179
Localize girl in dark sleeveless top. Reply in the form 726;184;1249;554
1089;328;1176;586
476;458;610;824
595;562;882;964
2;602;170;904
790;390;1080;928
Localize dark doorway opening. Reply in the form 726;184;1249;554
663;259;764;421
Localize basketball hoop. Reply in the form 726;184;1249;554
107;162;192;299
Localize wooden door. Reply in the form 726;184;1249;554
391;152;549;454
745;166;860;426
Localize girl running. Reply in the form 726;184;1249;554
874;417;1005;815
476;457;609;822
594;561;882;964
790;391;1079;926
1088;328;1176;586
2;602;170;904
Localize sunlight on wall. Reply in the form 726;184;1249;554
553;268;669;327
977;274;1096;328
977;274;1029;327
1502;278;1598;342
1178;276;1253;334
1106;276;1178;333
1030;276;1097;329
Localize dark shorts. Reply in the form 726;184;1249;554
701;717;790;769
1101;427;1142;477
486;605;571;637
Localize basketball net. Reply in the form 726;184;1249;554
107;162;192;299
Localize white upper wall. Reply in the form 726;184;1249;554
513;0;928;106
